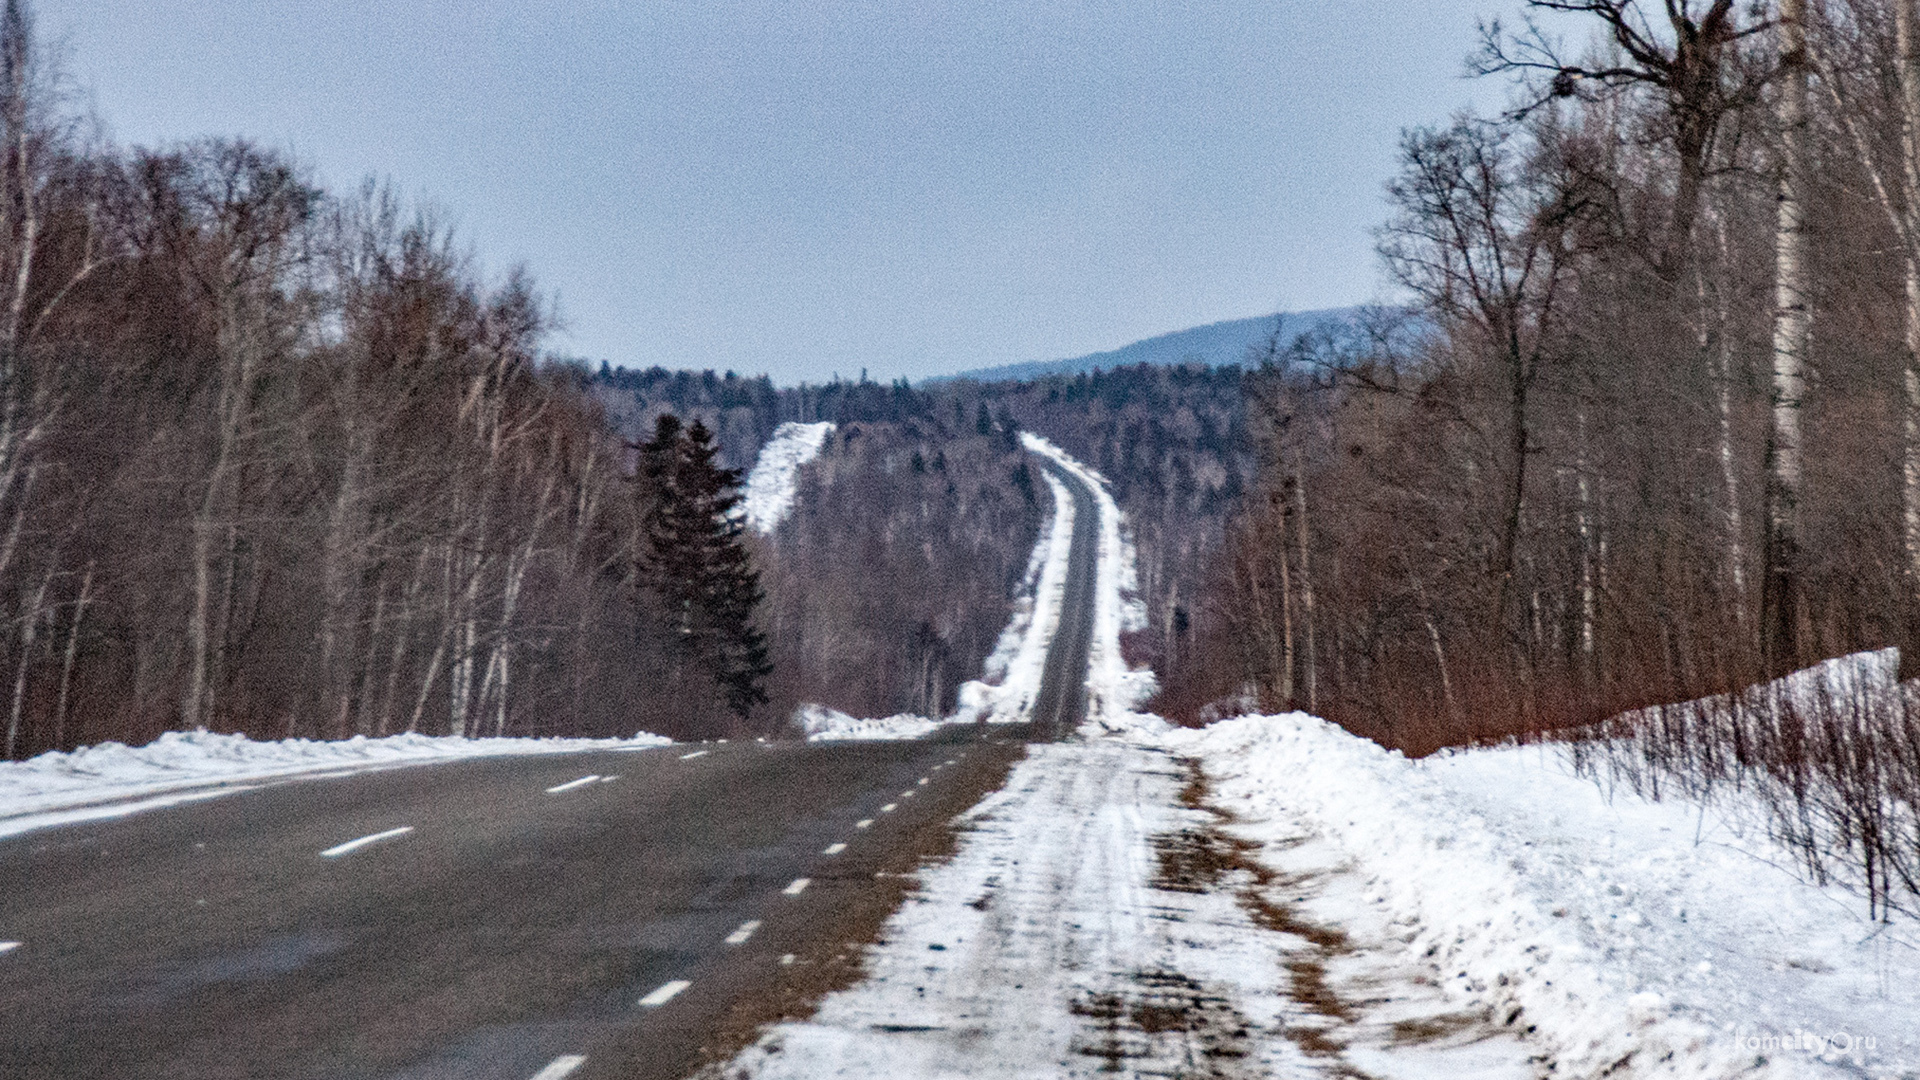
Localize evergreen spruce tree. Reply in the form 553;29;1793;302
635;415;772;719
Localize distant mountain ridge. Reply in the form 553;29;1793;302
945;306;1366;383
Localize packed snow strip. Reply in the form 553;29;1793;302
708;743;1318;1078
1155;712;1914;1077
712;741;1564;1079
742;421;835;535
0;728;672;839
1017;433;1158;732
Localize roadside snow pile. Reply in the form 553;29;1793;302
1156;712;1917;1077
742;421;835;534
792;704;940;742
1019;433;1159;733
949;467;1075;725
0;728;672;838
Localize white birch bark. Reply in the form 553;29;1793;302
1766;0;1812;668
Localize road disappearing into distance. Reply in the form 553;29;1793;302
0;446;1106;1080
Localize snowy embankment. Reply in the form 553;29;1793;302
0;729;671;840
1160;714;1916;1076
742;421;835;535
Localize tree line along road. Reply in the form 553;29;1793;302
0;450;1105;1080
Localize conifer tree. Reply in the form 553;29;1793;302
635;415;772;719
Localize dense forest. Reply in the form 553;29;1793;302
1186;0;1920;749
0;0;860;756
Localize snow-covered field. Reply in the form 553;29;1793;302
0;729;671;840
742;420;835;534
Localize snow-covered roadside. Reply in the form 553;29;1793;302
742;421;835;535
709;741;1346;1079
0;728;671;840
1154;713;1917;1077
792;704;941;742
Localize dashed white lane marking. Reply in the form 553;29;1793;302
679;750;709;760
638;979;692;1007
879;803;897;813
782;877;811;896
918;777;929;785
0;941;20;955
780;953;797;966
944;759;957;766
725;919;762;945
822;842;847;855
544;775;600;794
855;819;873;829
900;790;916;799
529;1055;587;1080
320;826;413;858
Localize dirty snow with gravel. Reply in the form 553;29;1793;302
0;729;672;840
726;708;1916;1078
742;421;836;535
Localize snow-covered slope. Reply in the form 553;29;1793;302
741;421;835;535
0;729;671;840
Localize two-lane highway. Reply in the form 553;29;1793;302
1027;458;1100;741
0;733;1025;1079
1;440;1106;1080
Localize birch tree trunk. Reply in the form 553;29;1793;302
50;559;89;750
1897;0;1920;668
1764;0;1812;674
1291;452;1318;714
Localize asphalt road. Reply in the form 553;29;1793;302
0;448;1102;1080
1028;458;1099;740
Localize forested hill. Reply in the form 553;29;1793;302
590;363;1261;728
943;307;1367;383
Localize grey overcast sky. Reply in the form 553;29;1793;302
40;1;1522;384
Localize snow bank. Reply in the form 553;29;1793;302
1155;712;1914;1076
1017;433;1161;735
0;728;672;839
792;704;940;742
742;421;835;535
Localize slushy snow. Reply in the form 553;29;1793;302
742;421;835;535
